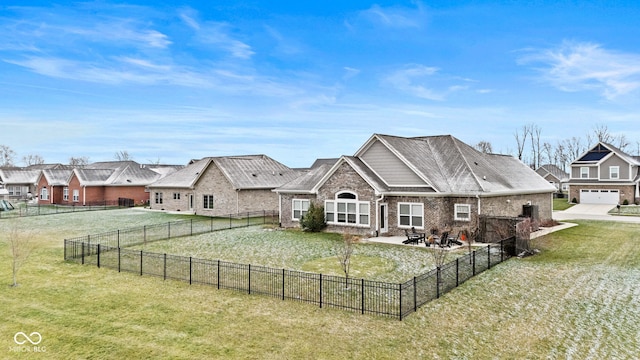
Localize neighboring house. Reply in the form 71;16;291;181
568;142;640;205
535;164;569;192
36;161;172;206
276;134;556;237
147;155;301;216
0;168;41;200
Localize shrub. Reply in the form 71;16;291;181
623;199;629;205
572;197;578;204
300;203;326;232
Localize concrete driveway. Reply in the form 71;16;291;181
554;204;640;223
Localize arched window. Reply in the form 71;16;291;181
325;191;369;226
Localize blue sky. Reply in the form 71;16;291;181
1;1;640;167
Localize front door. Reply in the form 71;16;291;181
380;203;388;234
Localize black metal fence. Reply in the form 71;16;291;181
64;216;516;319
0;201;122;219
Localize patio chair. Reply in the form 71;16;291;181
438;231;451;248
403;229;422;245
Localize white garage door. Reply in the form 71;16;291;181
580;189;619;204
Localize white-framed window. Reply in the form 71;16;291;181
173;192;181;200
63;187;69;201
580;167;589;179
610;166;619;179
454;204;471;221
40;187;48;200
72;189;79;202
325;192;370;226
8;186;23;196
203;195;214;209
398;202;423;228
155;192;163;204
292;199;310;221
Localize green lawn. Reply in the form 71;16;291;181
2;209;639;359
553;197;574;211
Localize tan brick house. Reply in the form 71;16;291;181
147;155;301;216
276;134;555;237
568;142;640;205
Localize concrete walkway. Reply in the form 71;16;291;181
553;204;640;223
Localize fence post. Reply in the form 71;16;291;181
361;279;365;314
140;250;143;276
217;260;220;289
319;273;323;308
248;264;251;294
282;269;285;301
81;242;85;265
436;267;441;299
168;221;171;239
399;283;403;321
118;248;121;272
488;245;491;269
472;251;476;276
189;257;192;285
97;244;101;268
412;277;417;312
164;253;167;280
456;258;459;287
117;230;120;248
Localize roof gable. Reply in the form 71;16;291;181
358;138;429;187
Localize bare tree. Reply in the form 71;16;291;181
590;123;613;144
542;142;553;166
430;244;449;269
474;140;493;154
335;233;356;289
614;133;629;152
114;151;132;161
69;156;90;166
0;145;16;167
514;125;531;162
22;154;45;166
530;124;542;169
3;222;34;287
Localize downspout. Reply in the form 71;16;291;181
236;189;240;214
375;194;384;237
83;186;86;206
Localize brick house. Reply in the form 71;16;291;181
567;142;640;205
276;134;555;237
147;155;301;216
37;161;172;206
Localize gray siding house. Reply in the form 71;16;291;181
276;134;555;237
568;142;640;204
147;155;301;216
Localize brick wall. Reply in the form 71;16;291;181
569;184;636;204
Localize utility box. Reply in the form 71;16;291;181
522;204;539;221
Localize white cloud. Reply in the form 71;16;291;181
383;65;467;101
519;41;640;100
357;3;426;29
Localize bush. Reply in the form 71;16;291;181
623;199;629;205
572;197;578;204
300;203;326;232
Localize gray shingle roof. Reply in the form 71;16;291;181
148;155;301;190
42;169;73;186
277;134;555;196
0;169;41;184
